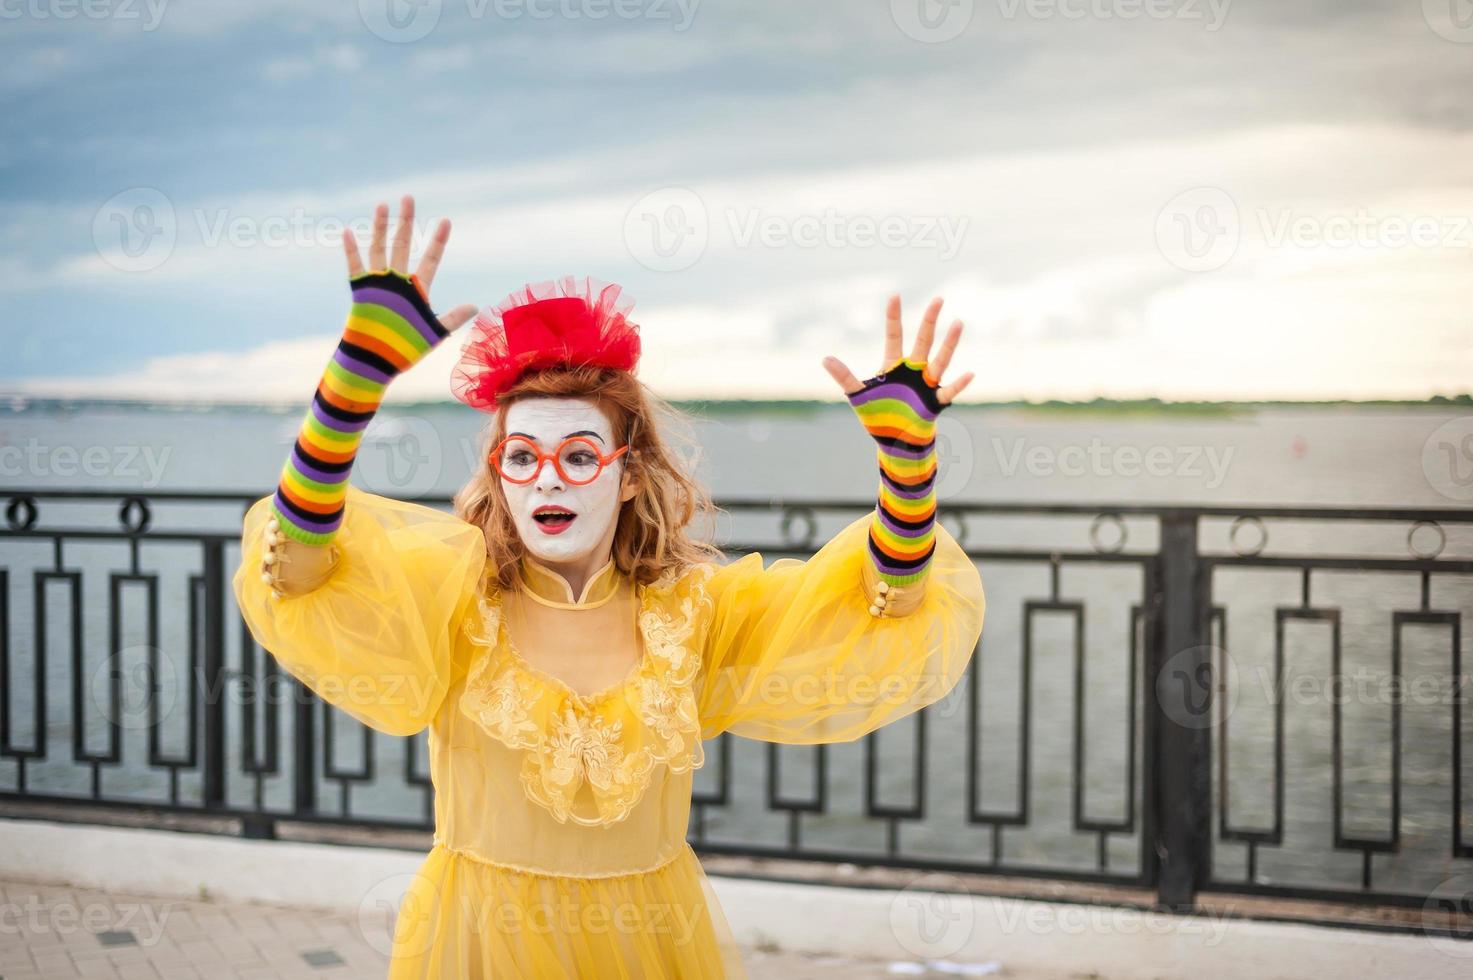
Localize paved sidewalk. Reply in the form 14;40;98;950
0;877;1056;979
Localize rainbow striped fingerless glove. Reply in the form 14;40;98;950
846;356;945;590
269;270;449;545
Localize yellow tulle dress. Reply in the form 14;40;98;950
233;486;985;979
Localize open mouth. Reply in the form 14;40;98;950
532;505;578;534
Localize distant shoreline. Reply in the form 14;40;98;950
1;393;1468;418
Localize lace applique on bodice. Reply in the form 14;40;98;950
458;562;715;827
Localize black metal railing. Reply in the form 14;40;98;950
1;489;1470;919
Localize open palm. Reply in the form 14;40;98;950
342;193;477;336
822;295;973;402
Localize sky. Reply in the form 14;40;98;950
1;0;1471;403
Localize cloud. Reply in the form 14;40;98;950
406;32;718;76
12;237;1469;403
9;117;1473;400
0;45;73;89
261;44;366;82
4;1;1472;401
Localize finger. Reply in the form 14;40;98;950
391;194;415;271
882;295;903;369
937;371;974;405
927;320;963;384
368;202;389;271
437;303;479;334
342;228;365;278
909;296;943;363
416;218;451;291
821;355;864;395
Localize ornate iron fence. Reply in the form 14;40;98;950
1;489;1469;918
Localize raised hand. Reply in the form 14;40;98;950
822;295;973;612
268;195;474;549
341;194;478;342
821;295;973;404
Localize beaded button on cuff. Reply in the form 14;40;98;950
868;579;897;618
260;515;341;599
262;515;287;600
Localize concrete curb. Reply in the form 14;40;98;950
2;818;1462;979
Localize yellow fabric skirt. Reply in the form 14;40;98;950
387;843;746;979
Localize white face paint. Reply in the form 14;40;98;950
497;397;629;571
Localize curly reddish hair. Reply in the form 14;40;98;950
453;364;723;590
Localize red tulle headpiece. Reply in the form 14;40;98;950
450;276;642;412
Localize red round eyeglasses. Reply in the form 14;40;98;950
490;435;630;486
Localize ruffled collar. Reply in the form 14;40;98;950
518;554;620;609
459;562;716;827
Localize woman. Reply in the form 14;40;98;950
233;195;985;978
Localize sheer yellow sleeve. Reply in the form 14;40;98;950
231;485;487;737
696;512;984;743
